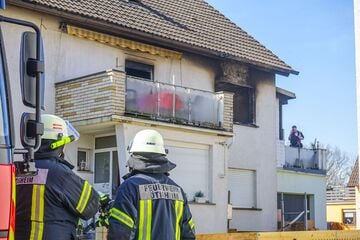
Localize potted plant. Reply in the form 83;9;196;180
194;191;206;203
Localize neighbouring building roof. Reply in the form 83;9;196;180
347;159;359;187
12;0;298;76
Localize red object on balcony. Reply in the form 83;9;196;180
139;92;184;112
0;164;15;240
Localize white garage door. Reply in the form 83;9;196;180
166;144;209;201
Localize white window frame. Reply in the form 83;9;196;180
77;148;91;171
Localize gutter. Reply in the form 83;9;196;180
8;0;299;76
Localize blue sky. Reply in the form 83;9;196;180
207;0;358;157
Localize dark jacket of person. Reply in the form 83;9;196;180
108;155;195;240
15;148;100;240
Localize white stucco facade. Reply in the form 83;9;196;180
354;0;360;230
1;4;328;235
228;72;278;231
277;170;327;230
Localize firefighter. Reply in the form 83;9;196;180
108;129;196;240
15;114;100;240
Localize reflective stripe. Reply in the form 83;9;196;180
30;185;45;240
76;181;92;214
175;200;184;240
8;226;14;240
138;200;152;240
110;208;134;228
188;218;195;230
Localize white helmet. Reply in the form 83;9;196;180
41;114;80;142
128;129;166;155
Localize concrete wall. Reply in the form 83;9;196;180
277;170;327;230
228;71;278;231
0;5;217;149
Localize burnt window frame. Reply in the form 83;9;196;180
233;86;256;125
125;60;154;81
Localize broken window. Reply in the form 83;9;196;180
125;60;154;80
233;86;255;124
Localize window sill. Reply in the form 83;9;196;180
232;207;262;211
233;122;259;128
189;201;216;206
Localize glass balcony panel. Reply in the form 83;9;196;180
158;83;175;120
126;77;158;117
190;89;219;128
125;77;223;130
174;87;190;123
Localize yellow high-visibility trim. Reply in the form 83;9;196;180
138;200;152;240
188;218;195;229
138;200;145;240
76;181;92;214
67;25;182;60
30;185;45;240
175;200;184;240
146;200;152;240
110;208;134;228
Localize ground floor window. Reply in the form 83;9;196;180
343;209;356;225
277;193;313;231
166;144;210;202
228;168;257;208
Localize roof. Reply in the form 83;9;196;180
276;87;296;100
347;159;359;187
13;0;298;75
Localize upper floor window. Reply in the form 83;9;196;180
233;86;255;125
125;60;154;81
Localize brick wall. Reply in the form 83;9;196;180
55;69;125;123
221;91;234;131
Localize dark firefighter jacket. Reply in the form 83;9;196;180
15;157;100;240
108;155;196;240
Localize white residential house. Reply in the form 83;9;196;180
1;0;326;233
353;0;360;230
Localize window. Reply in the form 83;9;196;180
94;152;110;183
228;168;256;208
343;210;356;225
125;60;154;80
166;145;210;201
77;149;90;171
95;135;117;149
233;87;255;124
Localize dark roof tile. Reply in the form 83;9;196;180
19;0;297;74
347;159;359;187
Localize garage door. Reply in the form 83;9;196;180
166;144;209;201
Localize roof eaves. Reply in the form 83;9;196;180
9;0;299;76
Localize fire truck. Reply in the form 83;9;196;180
0;2;45;239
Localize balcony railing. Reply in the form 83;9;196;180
125;76;225;129
55;70;234;132
277;143;327;175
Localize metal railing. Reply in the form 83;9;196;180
277;144;327;174
125;76;224;129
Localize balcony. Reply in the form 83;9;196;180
277;141;327;175
55;69;233;132
125;76;229;129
